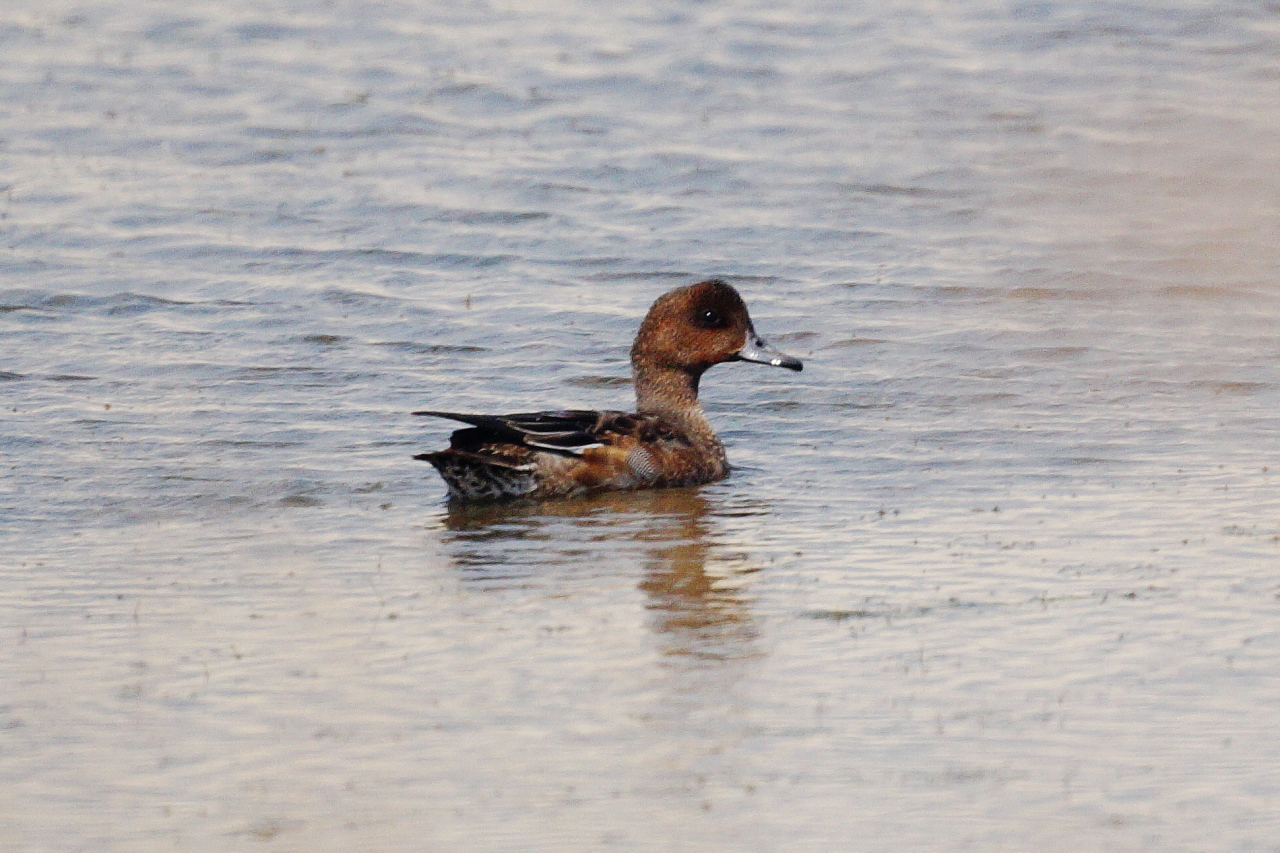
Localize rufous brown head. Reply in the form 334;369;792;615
631;279;803;376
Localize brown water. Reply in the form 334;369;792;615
4;1;1280;850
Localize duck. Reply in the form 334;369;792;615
414;278;803;502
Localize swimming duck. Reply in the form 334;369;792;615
414;279;803;501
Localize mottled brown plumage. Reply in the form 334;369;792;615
415;279;802;502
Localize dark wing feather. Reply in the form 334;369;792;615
413;409;628;456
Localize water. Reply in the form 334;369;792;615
3;1;1280;850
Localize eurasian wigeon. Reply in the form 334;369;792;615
415;279;803;501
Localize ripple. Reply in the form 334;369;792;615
1187;380;1272;395
563;375;630;389
374;341;488;355
431;208;551;225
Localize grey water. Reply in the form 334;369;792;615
3;1;1280;850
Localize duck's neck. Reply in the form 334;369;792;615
633;363;721;449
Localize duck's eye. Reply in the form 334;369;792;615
695;308;728;329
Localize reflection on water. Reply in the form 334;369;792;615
438;489;760;661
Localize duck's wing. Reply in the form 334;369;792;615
414;409;631;456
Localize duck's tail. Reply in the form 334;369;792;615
415;449;538;502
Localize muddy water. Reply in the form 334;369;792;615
3;1;1280;850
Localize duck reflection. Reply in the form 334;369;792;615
436;488;761;659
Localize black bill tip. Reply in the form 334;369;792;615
736;335;804;371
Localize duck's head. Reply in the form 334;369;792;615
631;279;804;376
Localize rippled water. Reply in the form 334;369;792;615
4;1;1280;850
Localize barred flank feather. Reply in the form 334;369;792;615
415;451;538;501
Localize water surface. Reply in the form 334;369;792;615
3;1;1280;850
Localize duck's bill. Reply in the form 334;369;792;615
735;334;804;371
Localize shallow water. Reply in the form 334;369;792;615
4;0;1280;850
